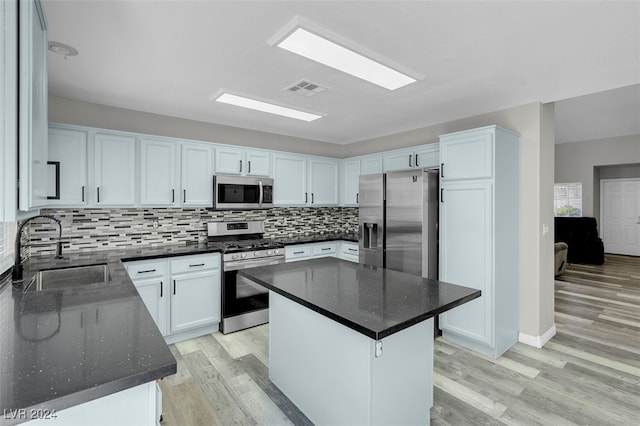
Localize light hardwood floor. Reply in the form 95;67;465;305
158;255;640;425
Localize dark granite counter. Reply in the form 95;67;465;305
0;243;222;424
271;232;358;245
239;257;480;340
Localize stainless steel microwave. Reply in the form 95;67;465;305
213;176;274;210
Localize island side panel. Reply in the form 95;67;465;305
269;291;373;426
269;291;434;426
370;317;433;425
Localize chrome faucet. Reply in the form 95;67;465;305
12;215;63;282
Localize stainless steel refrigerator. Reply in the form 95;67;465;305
359;169;439;279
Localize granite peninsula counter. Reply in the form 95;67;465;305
239;257;480;426
0;243;223;425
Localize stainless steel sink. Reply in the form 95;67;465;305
26;264;110;292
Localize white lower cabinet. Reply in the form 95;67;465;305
125;253;221;343
285;241;357;263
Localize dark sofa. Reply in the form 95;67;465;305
554;217;605;265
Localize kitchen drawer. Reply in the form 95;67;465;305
285;245;313;262
341;242;359;257
125;260;167;280
312;243;337;257
170;254;220;275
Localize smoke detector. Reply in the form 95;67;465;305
284;80;328;97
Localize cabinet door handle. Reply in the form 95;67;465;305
239;160;243;173
248;161;251;174
160;281;163;297
138;269;156;274
311;193;314;204
409;154;412;168
293;250;304;254
173;279;176;295
81;186;85;203
321;247;331;251
305;192;308;203
189;263;205;267
172;189;175;203
356;193;359;203
441;163;444;178
440;188;444;203
183;189;186;203
348;248;358;252
95;308;99;324
97;187;100;203
415;154;419;167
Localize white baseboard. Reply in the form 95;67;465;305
518;324;556;348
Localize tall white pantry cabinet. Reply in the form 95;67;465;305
438;125;520;358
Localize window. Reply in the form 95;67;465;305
554;183;582;217
0;221;16;275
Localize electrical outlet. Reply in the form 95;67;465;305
153;220;159;229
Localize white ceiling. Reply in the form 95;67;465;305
44;1;640;145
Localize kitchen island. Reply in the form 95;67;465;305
239;257;480;426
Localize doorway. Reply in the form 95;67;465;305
600;178;640;256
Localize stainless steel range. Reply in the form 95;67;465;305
207;221;284;334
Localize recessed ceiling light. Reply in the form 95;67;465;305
269;17;422;90
212;91;324;122
48;41;78;59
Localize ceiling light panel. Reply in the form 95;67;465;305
269;18;422;90
213;92;324;122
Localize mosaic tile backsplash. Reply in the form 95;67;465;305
26;207;359;257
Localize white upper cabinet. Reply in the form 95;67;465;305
440;131;493;181
181;143;213;206
48;127;87;206
244;149;271;176
215;146;271;177
93;133;137;206
414;144;440;169
341;154;383;206
341;159;360;206
272;153;307;205
360;155;383;175
140;138;178;206
382;144;439;172
18;0;48;211
309;158;339;205
272;153;338;206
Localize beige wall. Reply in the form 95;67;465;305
49;96;341;158
555;135;640;217
49;95;556;340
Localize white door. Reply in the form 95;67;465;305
170;271;220;334
272;153;307;205
94;133;136;206
341;159;360;206
48;127;87;205
245;150;271;177
383;149;415;172
140;139;177;206
134;278;168;336
215;147;243;175
181;143;213;206
601;179;640;256
439;181;493;346
309;158;339;205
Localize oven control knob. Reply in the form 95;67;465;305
241;253;247;258
255;251;261;257
267;250;273;255
232;254;239;260
274;249;280;255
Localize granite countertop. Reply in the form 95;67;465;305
272;232;359;245
0;243;223;424
239;257;481;340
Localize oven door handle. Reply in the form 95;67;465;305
224;256;285;272
258;181;264;208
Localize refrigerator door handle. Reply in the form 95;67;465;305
409;154;412;168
